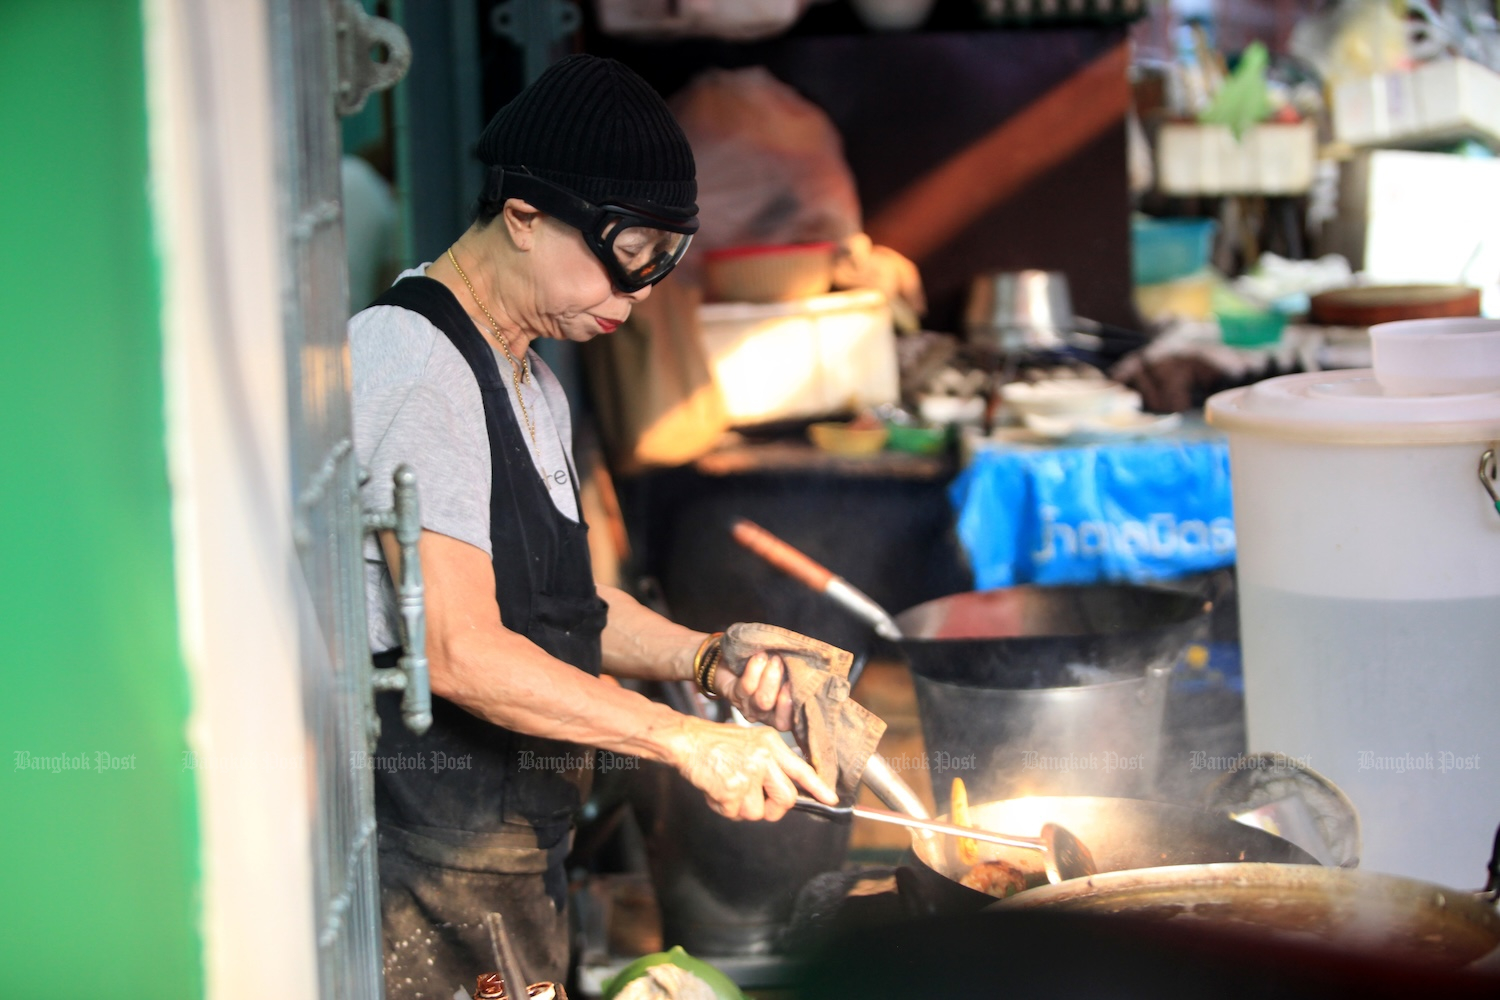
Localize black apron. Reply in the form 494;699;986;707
368;276;608;997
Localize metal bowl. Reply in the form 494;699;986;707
964;270;1075;354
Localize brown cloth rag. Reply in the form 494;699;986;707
720;622;886;805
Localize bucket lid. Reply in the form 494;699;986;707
1206;368;1500;444
1208;317;1500;444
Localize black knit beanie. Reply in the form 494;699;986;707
476;55;697;218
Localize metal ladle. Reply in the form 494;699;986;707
794;797;1098;884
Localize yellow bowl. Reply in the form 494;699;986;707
808;421;889;456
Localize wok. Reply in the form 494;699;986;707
997;863;1500;969
992;822;1500;970
730;519;1210;672
908;795;1319;899
893;584;1208;688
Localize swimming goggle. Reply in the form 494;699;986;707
500;168;698;293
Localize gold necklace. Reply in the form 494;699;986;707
446;248;544;470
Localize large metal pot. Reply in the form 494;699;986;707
898;585;1210;807
996;863;1500;969
728;522;1211;807
628;759;851;957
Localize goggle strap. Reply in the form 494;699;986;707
501;168;698;236
499;167;696;292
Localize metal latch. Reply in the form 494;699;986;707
365;465;432;735
490;0;581;85
1482;449;1500;519
333;0;412;117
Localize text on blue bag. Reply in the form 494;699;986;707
949;440;1235;587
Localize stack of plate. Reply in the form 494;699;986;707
1000;379;1179;441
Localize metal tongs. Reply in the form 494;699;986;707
793;797;1098;884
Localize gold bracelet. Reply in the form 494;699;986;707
693;632;724;699
702;646;722;700
694;634;723;698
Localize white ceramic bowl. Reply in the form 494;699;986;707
917;394;987;426
1000;379;1140;419
1370;317;1500;396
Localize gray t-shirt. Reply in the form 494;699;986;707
351;264;579;652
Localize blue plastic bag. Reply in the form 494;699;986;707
950;440;1236;588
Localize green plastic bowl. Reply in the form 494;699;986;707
884;423;949;455
601;946;744;1000
1217;308;1286;347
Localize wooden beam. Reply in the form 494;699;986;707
866;41;1131;262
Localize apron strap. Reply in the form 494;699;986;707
370;275;539;630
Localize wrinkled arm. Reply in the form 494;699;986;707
381;531;692;758
596;583;702;683
379;531;831;817
598;584;794;730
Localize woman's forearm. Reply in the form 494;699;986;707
383;531;701;766
596;583;705;683
435;621;702;766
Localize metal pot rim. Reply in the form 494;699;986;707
988;861;1500;968
997;861;1499;905
908;660;1174;693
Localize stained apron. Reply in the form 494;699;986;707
368;276;608;998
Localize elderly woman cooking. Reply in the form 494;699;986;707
350;55;838;996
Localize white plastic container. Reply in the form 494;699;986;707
1333;57;1500;149
1156;121;1318;196
1370;317;1500;397
1206;318;1500;888
698;288;898;427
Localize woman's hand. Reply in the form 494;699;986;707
833;233;926;332
715;650;795;731
673;718;837;821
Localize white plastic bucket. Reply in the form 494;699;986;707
1206;318;1500;888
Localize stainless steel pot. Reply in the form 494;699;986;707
965;270;1076;354
729;522;1210;807
996;863;1500;969
897;585;1209;807
964;270;1147;357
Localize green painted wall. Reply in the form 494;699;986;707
0;2;202;995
